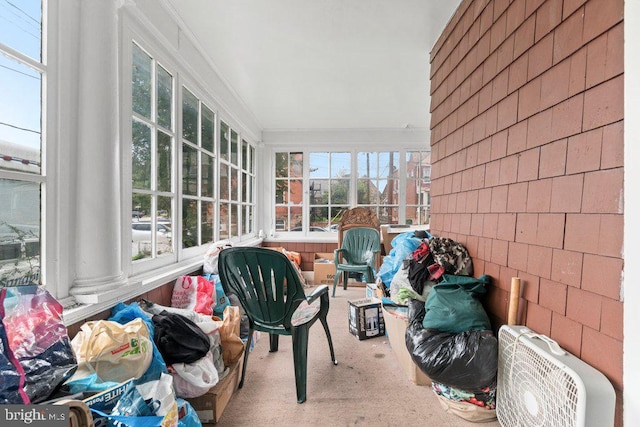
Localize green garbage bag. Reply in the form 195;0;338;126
422;274;491;333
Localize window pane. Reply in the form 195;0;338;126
310;206;328;230
290;152;303;178
182;144;197;196
380;179;399;204
275;179;287;204
378;152;399;178
220;122;229;161
242;140;248;170
201;201;214;245
230;203;239;237
331;152;350;178
220;164;229;200
182;199;197;248
330;207;346;226
201;153;214;198
157;130;172;192
357;152;377;178
357;179;378;204
275;206;288;231
182;88;198;143
156;65;172;129
230;166;238;201
309;179;328;204
0;179;40;285
132;43;152;119
0;0;41;61
250;146;255;173
132;194;152;261
289;179;303;205
245;206;253;234
219;203;229;239
156;197;173;256
275;152;288;177
0;55;41;168
331;179;350;204
132;120;151;189
201;105;215;153
290;206;302;231
310;152;328;178
230;130;238;165
378;206;398;224
241;172;248;203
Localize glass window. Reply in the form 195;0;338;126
406;151;431;225
273;149;430;235
131;42;175;261
182;88;216;248
274;152;303;231
0;0;43;286
308;151;350;231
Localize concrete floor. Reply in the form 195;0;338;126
217;285;501;426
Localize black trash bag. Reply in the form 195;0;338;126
405;299;497;392
152;310;210;365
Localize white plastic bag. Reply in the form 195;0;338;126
203;240;232;274
71;318;153;383
136;372;179;427
171;351;219;398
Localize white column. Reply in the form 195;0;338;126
70;0;127;296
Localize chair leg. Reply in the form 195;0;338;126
343;271;348;290
320;314;338;365
291;326;310;403
238;328;254;389
332;268;340;297
269;333;279;352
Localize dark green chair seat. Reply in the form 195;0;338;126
218;247;337;403
333;227;380;297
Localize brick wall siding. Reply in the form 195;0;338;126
429;0;623;423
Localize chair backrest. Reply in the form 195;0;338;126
337;207;380;248
341;228;380;265
218;247;306;331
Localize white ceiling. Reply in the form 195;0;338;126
164;0;461;132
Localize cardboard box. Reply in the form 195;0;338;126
314;253;336;285
381;305;431;386
188;351;245;425
348;298;385;340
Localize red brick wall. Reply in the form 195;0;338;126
429;0;623;422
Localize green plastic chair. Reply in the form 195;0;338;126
333;227;380;297
217;247;337;403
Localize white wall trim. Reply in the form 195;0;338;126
624;1;638;425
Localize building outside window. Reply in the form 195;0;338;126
0;0;44;286
273;149;430;234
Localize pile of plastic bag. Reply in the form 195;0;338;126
385;235;498;423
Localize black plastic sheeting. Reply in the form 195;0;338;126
405;299;497;392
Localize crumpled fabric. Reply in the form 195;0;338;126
428;237;474;276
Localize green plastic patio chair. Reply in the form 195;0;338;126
217;247;337;403
333;227;380;297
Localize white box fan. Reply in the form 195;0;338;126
497;325;615;427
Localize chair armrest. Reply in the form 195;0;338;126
334;248;348;264
306;285;329;305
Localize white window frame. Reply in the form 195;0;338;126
270;146;431;240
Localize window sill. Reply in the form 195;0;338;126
265;234;338;243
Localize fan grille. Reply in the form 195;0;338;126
497;328;580;427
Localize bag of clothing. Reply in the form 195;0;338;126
0;285;77;403
406;299;497;392
422;274;492;333
152;311;210;365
